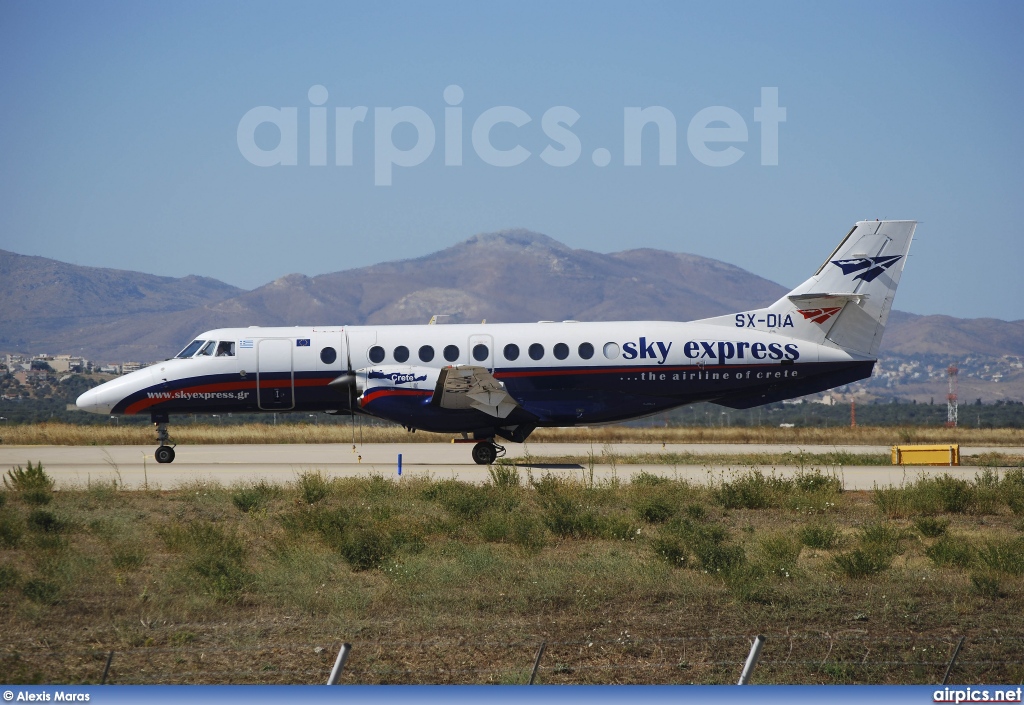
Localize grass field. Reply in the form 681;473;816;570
1;462;1023;685
2;422;1024;447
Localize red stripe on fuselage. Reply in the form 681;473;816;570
360;388;432;406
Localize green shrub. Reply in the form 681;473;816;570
232;480;280;513
1004;469;1024;515
424;480;491;521
27;509;66;534
340;524;392;571
651;532;688;567
111;543;147;571
799;522;843;550
0;563;19;591
694;539;745;574
191;551;249;601
163;522;250;601
508;512;546;553
296;471;331;505
977;538;1024;575
970;571;1002;598
724;564;772;603
860;522;908;556
600;514;639;541
488;462;520;489
684;503;707;521
757;534;801;577
0;510;23;547
632;471;670;486
833;546;893;578
934;475;974;513
5;462;54;506
925;535;975;569
715;470;779;510
794;471;843;494
634;493;675;524
914;516;949;538
22;578;60;604
541;493;600;538
479;511;511;542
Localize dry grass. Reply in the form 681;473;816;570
1;466;1022;685
2;422;1023;446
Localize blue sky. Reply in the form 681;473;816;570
1;1;1021;320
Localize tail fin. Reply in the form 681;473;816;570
702;220;916;357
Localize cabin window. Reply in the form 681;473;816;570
419;345;434;362
369;345;385;363
216;341;236;357
196;341;216;356
443;345;460;362
320;347;337;364
472;344;489;362
553;343;569;360
176;340;205;358
529;343;544;361
578;342;594;360
603;342;620;359
503;343;520;361
394;345;410;363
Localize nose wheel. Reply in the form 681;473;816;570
153;415;176;464
471;441;505;465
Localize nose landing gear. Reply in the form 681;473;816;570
471;440;505;465
152;413;176;464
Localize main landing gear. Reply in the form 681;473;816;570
471;440;506;465
152;413;176;464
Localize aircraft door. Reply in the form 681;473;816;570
468;334;495;371
257;339;294;410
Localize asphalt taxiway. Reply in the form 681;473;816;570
0;443;1016;491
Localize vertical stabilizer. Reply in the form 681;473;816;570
700;220;916;357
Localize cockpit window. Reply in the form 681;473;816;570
216;341;235;357
176;340;206;358
196;341;217;356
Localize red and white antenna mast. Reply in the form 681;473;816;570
946;365;959;428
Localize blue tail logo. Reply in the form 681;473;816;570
831;255;902;282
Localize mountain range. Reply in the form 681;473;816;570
2;231;1022;369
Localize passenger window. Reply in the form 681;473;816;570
394;345;410;363
529;343;544;361
320;347;337;364
176;340;205;358
553;343;569;360
603;342;620;359
579;342;594;360
197;341;216;356
473;344;489;362
419;345;434;362
503;343;520;361
369;345;385;364
443;345;460;362
216;341;235;357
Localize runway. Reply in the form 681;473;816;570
0;443;1016;491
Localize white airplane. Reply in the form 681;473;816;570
76;220;916;465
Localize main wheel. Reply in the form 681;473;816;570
155;446;175;464
471;441;497;465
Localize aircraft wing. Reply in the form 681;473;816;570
432;365;519;418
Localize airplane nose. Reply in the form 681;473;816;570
76;387;113;415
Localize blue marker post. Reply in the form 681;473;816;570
397;453;402;477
